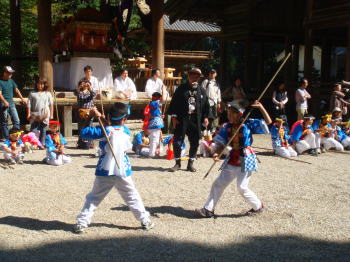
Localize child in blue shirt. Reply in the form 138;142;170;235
1;127;24;164
74;103;155;233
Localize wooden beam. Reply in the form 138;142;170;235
321;38;331;83
347;23;350;80
10;0;23;86
37;0;53;91
151;0;164;78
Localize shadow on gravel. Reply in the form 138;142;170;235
0;216;139;233
132;166;169;172
0;234;349;262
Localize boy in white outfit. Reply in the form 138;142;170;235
312;114;343;151
291;114;319;155
73;103;154;233
270;117;297;157
195;100;272;217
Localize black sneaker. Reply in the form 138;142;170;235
195;208;215;218
72;224;87;234
308;149;317;156
186;159;196;172
246;204;265;216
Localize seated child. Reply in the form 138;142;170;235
45;121;72;166
312;114;342;152
1;128;25;164
73;103;154;233
143;92;164;158
199;128;220;158
270;116;297;157
330;118;349;150
291;114;319;155
132;129;151;156
163;135;186;160
22;131;44;153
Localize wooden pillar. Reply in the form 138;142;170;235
346;23;350;80
37;0;53;91
151;0;164;78
219;39;228;87
321;38;331;84
284;37;293;87
292;44;300;82
256;42;264;91
244;39;252;94
10;0;23;86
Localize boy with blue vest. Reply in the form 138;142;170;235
73;103;154;233
195;101;271;217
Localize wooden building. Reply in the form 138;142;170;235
165;0;350;115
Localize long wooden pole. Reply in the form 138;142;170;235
53;90;59;122
203;52;292;179
97;117;120;169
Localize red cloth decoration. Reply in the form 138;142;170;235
49;120;61;126
166;137;175;160
142;104;150;131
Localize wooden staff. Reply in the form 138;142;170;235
97;116;120;169
203;52;292;179
52;90;59;122
162;91;169;115
327;149;350;155
99;85;105;116
254;150;312;165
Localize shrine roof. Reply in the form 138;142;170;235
163;15;220;33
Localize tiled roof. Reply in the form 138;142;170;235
164;15;220;33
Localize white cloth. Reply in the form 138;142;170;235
76;176;150;227
113;76;137;99
295;133;319;153
101;129;132;176
341;137;350;147
321;137;344;151
148;129;161;157
46;154;71;166
4;152;24;162
201;79;221;106
274;146;297;157
145;78;168;98
53;57;113;90
204;164;262;212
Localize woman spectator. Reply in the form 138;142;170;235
272;82;289;121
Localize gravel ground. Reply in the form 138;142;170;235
0;134;349;262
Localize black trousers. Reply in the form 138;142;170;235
173;115;200;159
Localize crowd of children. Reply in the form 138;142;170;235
1;74;350;234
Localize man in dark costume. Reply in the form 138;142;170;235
167;68;210;172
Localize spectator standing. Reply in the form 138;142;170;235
0;66;26;139
329;83;350;115
113;69;137;100
272;82;289;122
295;78;311;120
167;68;210;172
201;69;221;131
145;68;168;100
26;77;54;147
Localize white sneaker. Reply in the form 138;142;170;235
73;224;87;234
141;220;155;231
